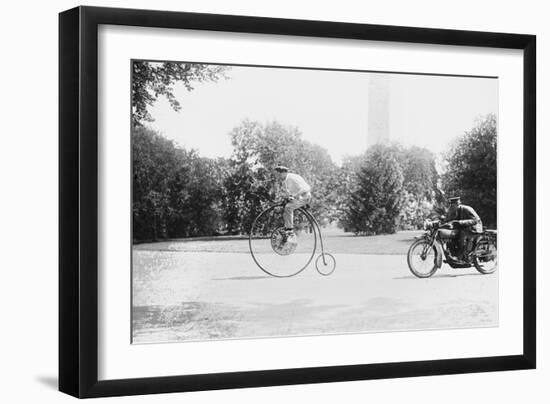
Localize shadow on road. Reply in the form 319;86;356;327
211;275;272;281
393;272;485;280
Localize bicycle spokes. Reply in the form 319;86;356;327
249;206;316;277
271;227;297;256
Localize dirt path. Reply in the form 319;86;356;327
132;236;498;343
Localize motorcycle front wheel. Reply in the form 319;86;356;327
407;239;439;278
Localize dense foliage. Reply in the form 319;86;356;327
132;127;227;241
221;120;339;234
132;113;497;241
441;114;497;227
337;143;443;234
132;61;497;241
130;62;497;240
393;145;445;229
132;120;340;240
340;145;404;234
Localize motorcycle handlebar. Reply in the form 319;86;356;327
430;220;455;230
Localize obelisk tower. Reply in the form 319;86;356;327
367;74;390;148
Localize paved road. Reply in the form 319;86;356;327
132;243;498;344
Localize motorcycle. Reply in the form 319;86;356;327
407;219;498;278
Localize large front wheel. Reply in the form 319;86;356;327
407;239;439;278
249;206;317;277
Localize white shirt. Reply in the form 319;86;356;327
283;173;311;197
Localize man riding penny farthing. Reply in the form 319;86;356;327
249;166;336;278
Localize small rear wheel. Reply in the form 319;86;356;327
315;253;336;276
407;239;439;278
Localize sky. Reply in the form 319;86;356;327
146;64;498;166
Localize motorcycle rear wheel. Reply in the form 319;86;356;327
473;235;498;274
407;239;439;278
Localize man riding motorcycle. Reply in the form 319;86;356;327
444;197;483;261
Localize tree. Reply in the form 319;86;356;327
336;144;442;232
132;126;227;241
221;121;272;234
132;126;180;240
392;145;444;229
341;145;404;235
222;120;339;234
396;146;439;200
441;114;497;227
132;61;228;126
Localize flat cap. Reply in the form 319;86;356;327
274;165;289;172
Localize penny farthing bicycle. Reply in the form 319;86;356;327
249;200;336;278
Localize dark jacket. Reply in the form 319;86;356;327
446;204;483;233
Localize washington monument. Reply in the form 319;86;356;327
367;74;390;148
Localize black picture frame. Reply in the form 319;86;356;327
59;5;536;398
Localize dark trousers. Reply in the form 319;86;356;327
283;193;311;229
458;230;480;259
